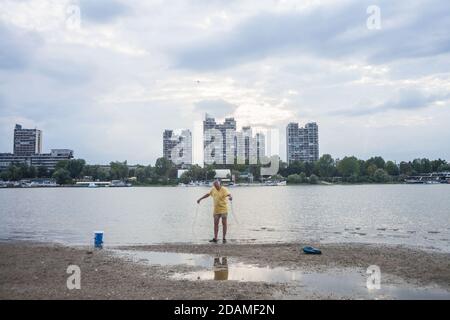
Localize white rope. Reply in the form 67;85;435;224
192;198;239;241
229;200;239;225
191;203;199;239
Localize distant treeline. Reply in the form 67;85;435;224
1;155;449;185
280;155;450;184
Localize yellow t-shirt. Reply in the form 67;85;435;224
209;186;230;214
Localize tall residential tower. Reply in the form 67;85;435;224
203;114;265;165
203;114;236;165
163;129;192;167
286;122;319;164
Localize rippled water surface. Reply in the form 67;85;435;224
0;185;449;251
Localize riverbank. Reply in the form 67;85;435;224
1;241;449;299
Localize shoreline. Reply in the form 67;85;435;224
3;182;449;189
1;241;449;299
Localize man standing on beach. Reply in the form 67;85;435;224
197;180;232;243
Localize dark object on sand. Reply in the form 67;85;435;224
303;246;322;254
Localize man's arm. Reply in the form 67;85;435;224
227;193;233;201
197;193;210;204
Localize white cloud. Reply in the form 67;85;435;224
0;0;449;164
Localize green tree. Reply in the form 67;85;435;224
55;160;69;170
7;165;23;181
287;174;301;184
421;158;432;173
154;157;174;177
309;174;319;184
179;172;192;184
287;161;305;175
205;166;216;180
366;164;378;177
17;163;30;180
366;156;386;169
399;161;412;175
412;159;422;174
82;165;109;181
52;168;72;185
431;159;447;172
110;161;129;180
299;172;307;183
189;165;206;181
27;166;37;178
144;165;158;183
55;159;86;179
0;170;10;181
385;161;399;176
37;166;49;178
316;154;335;178
304;162;315;176
135;166;147;183
97;167;110;181
373;168;392;183
337;156;360;177
66;159;86;179
438;162;450;172
278;161;289;177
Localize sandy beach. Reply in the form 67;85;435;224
1;241;449;300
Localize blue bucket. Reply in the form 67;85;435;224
94;231;104;248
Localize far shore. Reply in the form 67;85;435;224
1;241;449;299
2;181;446;189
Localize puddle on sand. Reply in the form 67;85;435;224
174;259;305;282
111;249;211;268
287;270;450;300
113;250;450;300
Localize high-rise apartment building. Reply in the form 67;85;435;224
203;114;265;165
163;129;192;167
235;126;266;165
286;122;319;164
14;124;42;156
256;132;266;164
203;114;236;165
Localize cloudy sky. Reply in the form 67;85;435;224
0;0;449;164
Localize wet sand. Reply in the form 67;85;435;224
1;241;449;299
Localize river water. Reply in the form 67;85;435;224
0;185;449;252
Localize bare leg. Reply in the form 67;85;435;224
222;216;227;239
213;215;220;240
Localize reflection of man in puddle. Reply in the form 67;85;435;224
213;257;228;281
197;180;232;243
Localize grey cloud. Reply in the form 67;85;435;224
1;1;449;163
174;0;450;70
79;0;131;24
0;24;42;70
35;57;94;85
332;90;449;117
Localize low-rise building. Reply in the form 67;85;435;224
0;149;74;171
0;124;74;172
